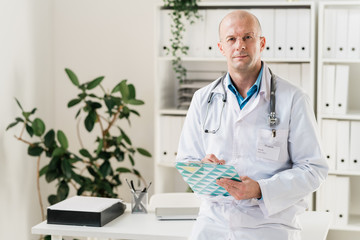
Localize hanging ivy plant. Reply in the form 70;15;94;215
163;0;201;82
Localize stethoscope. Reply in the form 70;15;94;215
202;68;279;137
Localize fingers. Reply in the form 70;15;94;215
216;176;262;200
201;154;225;165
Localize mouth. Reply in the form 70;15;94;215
232;54;248;59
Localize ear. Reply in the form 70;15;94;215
259;36;266;52
217;41;226;56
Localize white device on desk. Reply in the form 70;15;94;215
155;207;199;220
149;193;201;221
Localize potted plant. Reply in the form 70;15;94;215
6;68;152;221
163;0;201;82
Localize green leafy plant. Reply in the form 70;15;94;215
163;0;201;82
6;68;151;221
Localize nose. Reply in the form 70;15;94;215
235;38;246;51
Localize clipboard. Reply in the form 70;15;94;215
175;162;241;196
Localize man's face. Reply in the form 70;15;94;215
218;14;265;73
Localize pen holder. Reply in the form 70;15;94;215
131;190;148;214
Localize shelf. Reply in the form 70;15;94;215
156;161;176;168
196;1;313;8
331;215;360;232
320;111;360;121
322;59;360;64
158;56;311;63
329;171;360;177
159;109;187;116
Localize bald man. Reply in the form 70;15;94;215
176;10;328;240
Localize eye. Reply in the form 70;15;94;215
227;37;236;42
243;35;253;41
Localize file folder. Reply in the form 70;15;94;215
204;9;229;58
297;9;311;59
336;121;350;171
350;121;360;171
316;175;336;225
321;65;335;114
285;9;298;58
159;116;185;165
159;116;172;164
321;119;337;170
159;10;172;57
176;162;241;196
347;9;360;59
334;65;349;115
323;9;336;58
334;176;350;226
335;9;348;59
184;10;206;57
274;9;287;58
250;8;275;58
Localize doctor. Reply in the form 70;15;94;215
176;10;328;240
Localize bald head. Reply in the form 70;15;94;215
218;10;262;40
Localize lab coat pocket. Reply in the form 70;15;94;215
256;129;288;162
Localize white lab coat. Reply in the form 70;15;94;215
176;62;329;240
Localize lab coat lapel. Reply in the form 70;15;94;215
235;64;272;122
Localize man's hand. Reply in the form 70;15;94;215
216;176;262;200
201;154;225;165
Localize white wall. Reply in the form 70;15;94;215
1;0;158;239
0;0;54;239
52;0;157;202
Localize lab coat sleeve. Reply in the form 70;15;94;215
176;90;206;162
257;93;329;217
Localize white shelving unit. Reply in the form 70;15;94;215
154;2;316;195
316;2;360;239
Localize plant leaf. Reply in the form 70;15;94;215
84;110;97;132
127;99;144;105
67;98;82;108
87;76;104;90
44;130;55;148
28;145;43;156
120;129;132;145
39;165;48;177
65;68;79;86
79;149;92;159
130;109;140;116
57;181;69;200
26;124;34;137
137;148;152;157
129;154;135;166
111;79;126;93
48;194;58;205
118;80;129;101
52;147;65;157
116;167;131;173
96;139;103;154
15;98;24;110
57;130;68;150
133;168;141;178
32;118;46;136
6;121;20;131
61;158;72;179
128;84;136;99
99;161;112;178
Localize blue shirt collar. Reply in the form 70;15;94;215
227;63;264;109
227;63;263;98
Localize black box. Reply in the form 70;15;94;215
47;196;126;227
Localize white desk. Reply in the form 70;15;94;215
32;212;195;240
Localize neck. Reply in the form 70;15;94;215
228;62;262;98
